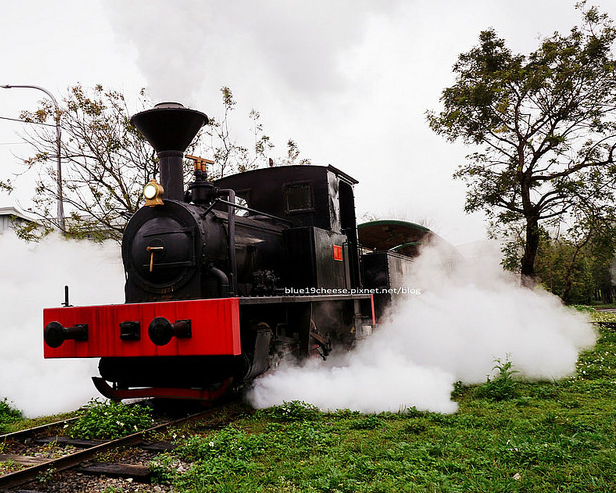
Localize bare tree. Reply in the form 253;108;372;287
18;84;156;240
14;85;310;241
198;86;310;178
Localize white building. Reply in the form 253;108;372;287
0;205;38;233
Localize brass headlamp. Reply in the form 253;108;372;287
143;179;165;207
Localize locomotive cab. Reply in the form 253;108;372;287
214;165;358;232
215;165;362;291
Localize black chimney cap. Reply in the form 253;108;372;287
130;103;208;153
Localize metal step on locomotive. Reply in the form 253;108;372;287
43;102;438;402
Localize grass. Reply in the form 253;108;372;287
587;302;616;309
0;398;21;434
0;399;153;440
65;398;153;440
0;409;80;435
157;393;616;492
150;308;616;492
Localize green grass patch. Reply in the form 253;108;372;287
255;400;322;422
1;405;88;435
150;309;616;492
475;356;520;401
66;399;153;439
0;398;21;433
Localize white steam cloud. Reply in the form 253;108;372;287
0;232;124;417
105;0;404;103
0;231;596;417
248;242;596;413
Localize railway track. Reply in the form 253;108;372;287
0;416;79;444
0;400;237;492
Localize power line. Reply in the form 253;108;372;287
0;115;57;127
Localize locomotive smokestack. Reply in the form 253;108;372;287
130;102;208;200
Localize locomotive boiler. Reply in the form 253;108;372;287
42;102;434;401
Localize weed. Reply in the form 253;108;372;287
328;408;362;419
0;459;23;474
451;380;466;398
149;453;179;484
257;400;321;422
501;438;572;465
94;447;133;462
400;406;427;418
66;399;152;439
284;421;337;450
173;427;269;490
404;420;428;434
570;304;596;313
350;415;383;430
476;356;519;401
38;438;68;458
176;426;268;463
36;466;56;485
0;398;21;433
559;398;581;409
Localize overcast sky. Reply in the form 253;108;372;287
2;0;615;245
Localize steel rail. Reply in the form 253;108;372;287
0;400;150;443
0;417;79;443
0;405;227;491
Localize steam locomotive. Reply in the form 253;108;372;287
42;102;434;401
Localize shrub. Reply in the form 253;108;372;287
149;453;179;485
176;426;267;462
476;357;519;401
0;398;22;433
67;399;152;439
257;401;321;422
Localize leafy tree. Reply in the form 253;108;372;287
501;219;616;304
0;179;12;193
534;232;595;304
11;85;308;241
428;2;616;285
588;226;616;303
18;84;156;241
556;216;616;302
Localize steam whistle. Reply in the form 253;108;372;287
186;155;216;204
186;155;215;180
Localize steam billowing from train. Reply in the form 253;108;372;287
0;233;595;416
0;232;124;417
248;242;596;413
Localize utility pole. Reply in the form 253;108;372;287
1;84;65;231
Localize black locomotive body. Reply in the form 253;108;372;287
43;102;427;401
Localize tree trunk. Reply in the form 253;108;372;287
520;217;540;288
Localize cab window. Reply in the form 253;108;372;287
283;183;312;212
